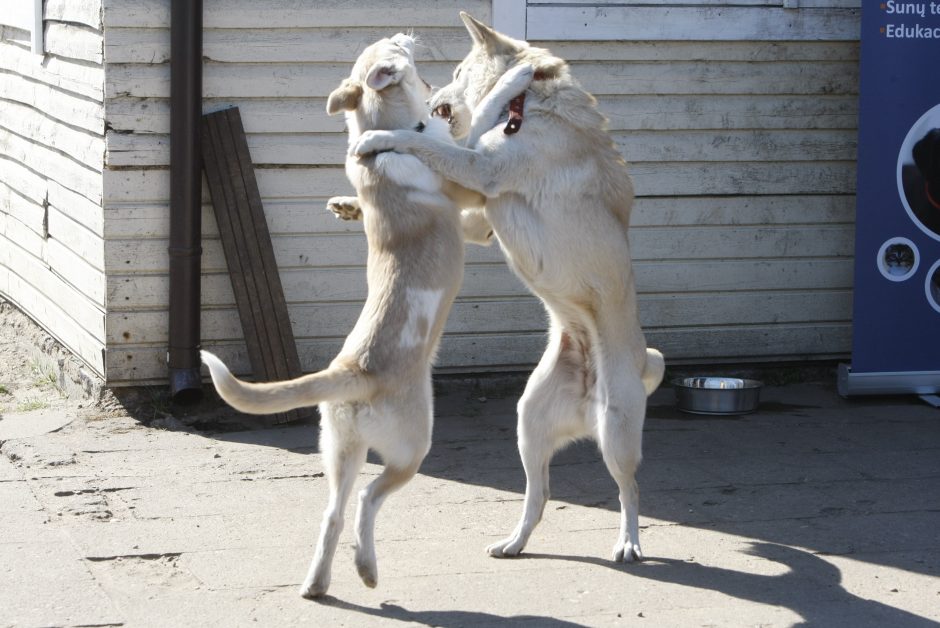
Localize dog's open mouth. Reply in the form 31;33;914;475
432;103;453;124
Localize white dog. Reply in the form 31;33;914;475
354;15;665;563
201;34;532;598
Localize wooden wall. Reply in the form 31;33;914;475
100;0;859;385
102;0;505;384
554;38;858;366
0;0;107;376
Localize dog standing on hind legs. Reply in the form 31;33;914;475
201;34;533;598
354;14;665;563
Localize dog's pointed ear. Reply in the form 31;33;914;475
365;62;402;91
460;12;488;45
460;12;519;53
326;79;363;115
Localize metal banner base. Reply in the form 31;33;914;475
838;363;940;398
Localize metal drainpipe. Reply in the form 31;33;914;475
167;0;204;402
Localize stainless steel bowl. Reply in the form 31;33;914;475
673;377;762;415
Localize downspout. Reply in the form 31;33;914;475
167;0;204;402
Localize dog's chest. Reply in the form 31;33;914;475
487;200;547;282
374;152;442;193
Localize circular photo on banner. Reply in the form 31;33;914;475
877;237;919;282
897;103;940;241
926;260;940;314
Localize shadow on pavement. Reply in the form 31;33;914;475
525;543;935;627
318;597;588;627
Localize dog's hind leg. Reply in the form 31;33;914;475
353;457;423;588
594;338;650;563
299;407;367;599
487;329;586;558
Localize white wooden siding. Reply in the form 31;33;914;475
102;0;496;384
0;1;106;376
97;0;859;385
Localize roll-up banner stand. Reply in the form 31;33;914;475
839;0;940;400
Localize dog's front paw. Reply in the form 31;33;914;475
352;130;397;157
502;63;535;93
326;196;361;221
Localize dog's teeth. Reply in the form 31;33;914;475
432;104;452;121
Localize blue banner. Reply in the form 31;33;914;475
846;0;940;388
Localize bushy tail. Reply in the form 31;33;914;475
642;348;665;396
200;351;374;415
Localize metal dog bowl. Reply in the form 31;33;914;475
673;377;762;415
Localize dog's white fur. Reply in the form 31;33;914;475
200;34;532;598
354;15;665;563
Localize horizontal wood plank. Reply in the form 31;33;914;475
0;99;104;167
0;72;104;134
44;22;103;64
46;0;104;29
104;222;855;274
102;0;490;29
0;229;105;340
102;161;854;204
0;39;104;101
105;128;857;167
0;128;102;203
527;6;860;41
105;257;853;314
100;195;855;241
105;93;859;136
0;266;105;375
106;264;530;310
109;290;851;346
104;59;858;99
105;322;852;384
105;27;473;65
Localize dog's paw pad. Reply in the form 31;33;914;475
326;197;361;221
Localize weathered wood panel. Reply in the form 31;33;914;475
106;257;853;313
105;59;858;99
0;20;106;375
0;100;105;167
103;223;855;274
100;195;855;241
106;94;859;136
105;128;857;167
46;0;104;30
0;72;104;134
102;0;490;29
0;128;101;202
99;4;860;381
527;6;860;41
101;161;858;204
105;322;853;384
45;23;103;64
111;290;851;346
0;38;104;100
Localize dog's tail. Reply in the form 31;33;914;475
201;350;375;415
642;348;665;396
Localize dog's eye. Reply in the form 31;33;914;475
454;67;462;80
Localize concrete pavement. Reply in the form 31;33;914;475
1;379;939;627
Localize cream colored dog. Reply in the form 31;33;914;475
201;34;532;598
354;15;665;564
